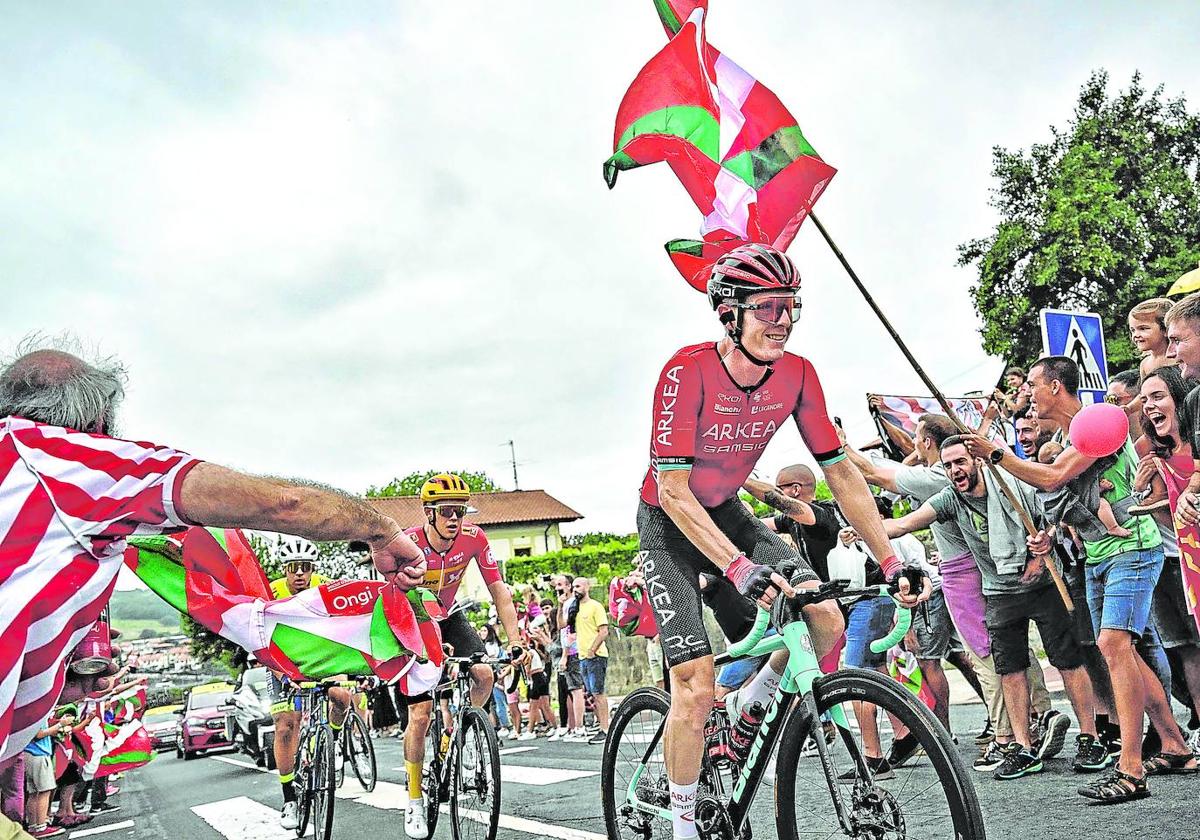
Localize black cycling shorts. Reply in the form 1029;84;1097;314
636;498;817;669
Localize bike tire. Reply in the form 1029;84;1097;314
774;668;985;840
294;729;313;838
344;710;377;792
450;706;502;840
311;726;337;840
421;717;444;840
601;687;672;840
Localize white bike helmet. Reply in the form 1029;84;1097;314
276;535;319;565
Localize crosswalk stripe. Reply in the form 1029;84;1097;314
68;820;136;838
500;765;599;786
498;746;538;755
191;796;294;839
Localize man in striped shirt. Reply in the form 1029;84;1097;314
0;344;428;778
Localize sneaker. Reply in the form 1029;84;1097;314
405;799;430;839
517;732;536;741
280;802;300;830
993;744;1043;780
1185;727;1200;758
799;735;819;758
105;783;120;796
506;729;519;741
1072;733;1113;773
564;728;589;743
973;740;1006;772
90;803;121;815
588;730;608;745
1099;724;1122;758
974;719;995;746
496;727;510;738
837;755;894;782
1036;710;1070;761
886;733;922;768
30;826;65;839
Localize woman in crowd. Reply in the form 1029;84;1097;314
478;624;512;737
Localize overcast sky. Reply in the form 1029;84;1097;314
4;1;1199;540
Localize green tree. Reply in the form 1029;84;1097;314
958;71;1200;370
365;470;503;497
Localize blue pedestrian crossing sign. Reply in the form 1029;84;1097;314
1039;308;1109;404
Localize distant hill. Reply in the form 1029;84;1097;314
110;589;182;639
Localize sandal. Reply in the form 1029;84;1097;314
1078;769;1150;804
1142;751;1200;776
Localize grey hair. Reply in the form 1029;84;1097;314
0;334;128;434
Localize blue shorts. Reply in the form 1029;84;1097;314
581;656;608;694
716;628;778;688
1085;547;1163;637
844;597;896;670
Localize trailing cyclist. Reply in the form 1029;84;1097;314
403;474;523;839
635;243;928;840
267;537;354;830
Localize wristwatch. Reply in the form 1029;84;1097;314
988;448;1005;465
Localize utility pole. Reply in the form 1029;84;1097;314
503;440;520;490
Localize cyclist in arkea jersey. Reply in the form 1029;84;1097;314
266;536;353;831
403;474;523;840
636;243;929;840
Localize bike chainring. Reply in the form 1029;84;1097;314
694;795;734;840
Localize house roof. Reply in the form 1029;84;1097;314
364;489;583;530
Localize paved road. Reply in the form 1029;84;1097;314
63;694;1200;840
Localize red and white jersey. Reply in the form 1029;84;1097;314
640;343;844;508
0;417;200;761
405;522;502;611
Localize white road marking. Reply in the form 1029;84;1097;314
500;765;599;786
68;820;135;838
191;796;294;839
210;754;271;773
456;805;607;840
498;746;538;755
336;778;405;810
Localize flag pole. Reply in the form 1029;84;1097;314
808;211;1074;611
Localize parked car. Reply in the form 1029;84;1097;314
229;667;276;769
143;705;182;752
175;682;235;760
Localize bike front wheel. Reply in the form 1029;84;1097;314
601;687;672;840
293;729;313;838
311;726;337;840
450;706;502;840
774;668;985;840
344;710;377;792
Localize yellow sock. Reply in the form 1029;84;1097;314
407;761;423;800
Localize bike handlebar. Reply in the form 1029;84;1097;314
724;581;913;660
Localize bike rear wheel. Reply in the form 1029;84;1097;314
311;726;337;840
344;710;377;792
450;706;502;840
601;687;672;840
774;669;985;840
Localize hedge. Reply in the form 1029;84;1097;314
504;535;641;589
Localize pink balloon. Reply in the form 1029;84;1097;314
1068;402;1128;458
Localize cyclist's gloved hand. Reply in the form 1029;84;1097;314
883;559;930;608
725;554;795;610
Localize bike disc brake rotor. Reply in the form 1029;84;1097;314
848;786;905;840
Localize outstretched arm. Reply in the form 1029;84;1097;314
961;434;1093;492
742;478;815;525
177;462;425;586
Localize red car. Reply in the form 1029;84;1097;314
175;685;235;760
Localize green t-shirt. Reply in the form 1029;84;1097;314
1082;440;1162;563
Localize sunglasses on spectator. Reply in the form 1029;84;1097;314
740;295;801;324
433;504;468;518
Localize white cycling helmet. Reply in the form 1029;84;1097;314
276;535;319;565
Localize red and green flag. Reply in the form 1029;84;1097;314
606;4;835;290
124;528;444;694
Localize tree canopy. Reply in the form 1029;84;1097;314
958;71;1200;370
365;470;503;498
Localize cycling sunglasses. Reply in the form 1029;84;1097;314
286;561;315;573
433;504;468;519
739;295;802;324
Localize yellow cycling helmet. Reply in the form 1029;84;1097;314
420;473;471;504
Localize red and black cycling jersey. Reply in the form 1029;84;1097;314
640;343;845;508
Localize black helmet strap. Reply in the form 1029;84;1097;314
724;305;774;368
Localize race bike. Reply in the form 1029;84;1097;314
602;578;985;840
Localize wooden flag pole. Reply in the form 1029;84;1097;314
808;211;1074;611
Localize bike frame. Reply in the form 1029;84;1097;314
623;585;910;834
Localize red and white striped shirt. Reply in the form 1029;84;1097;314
0;416;201;761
